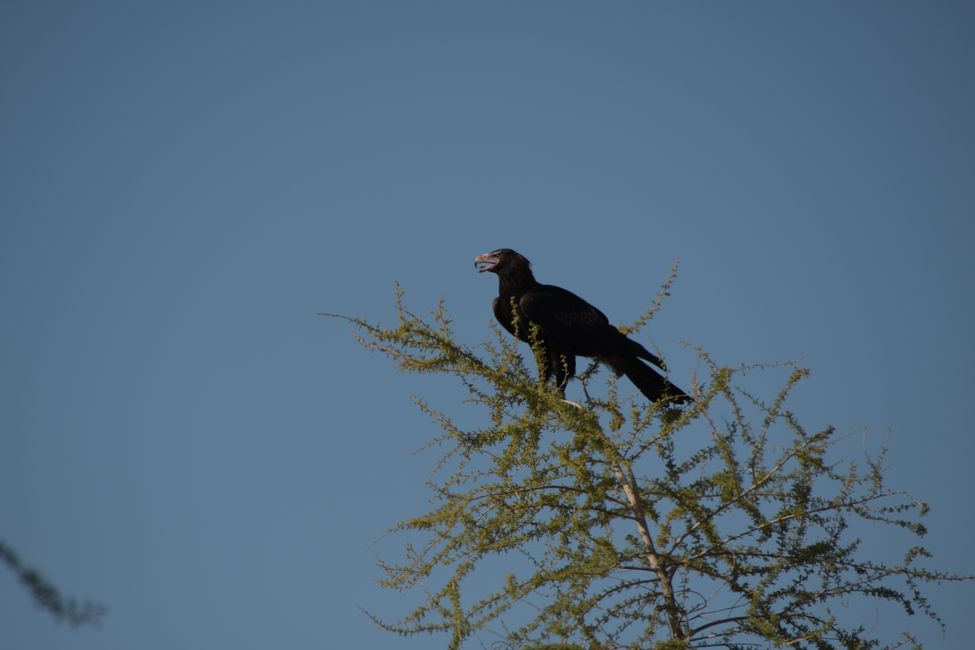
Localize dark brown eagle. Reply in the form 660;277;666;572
475;248;690;404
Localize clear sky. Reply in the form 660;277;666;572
1;1;973;648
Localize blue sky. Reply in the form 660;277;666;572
1;1;973;648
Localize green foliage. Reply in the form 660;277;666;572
324;283;968;649
0;540;107;626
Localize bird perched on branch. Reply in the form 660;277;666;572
475;248;690;404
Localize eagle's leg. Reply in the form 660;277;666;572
551;351;576;396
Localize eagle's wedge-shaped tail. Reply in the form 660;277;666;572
621;335;668;372
602;354;692;404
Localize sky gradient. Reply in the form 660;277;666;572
2;2;973;648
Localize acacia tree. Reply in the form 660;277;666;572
326;277;967;650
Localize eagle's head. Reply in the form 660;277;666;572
474;248;531;277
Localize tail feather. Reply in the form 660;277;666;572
605;354;691;404
620;334;668;372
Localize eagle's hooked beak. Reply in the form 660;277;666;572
474;252;500;273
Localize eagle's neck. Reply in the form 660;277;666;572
498;264;537;296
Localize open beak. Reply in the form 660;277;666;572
474;252;499;273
